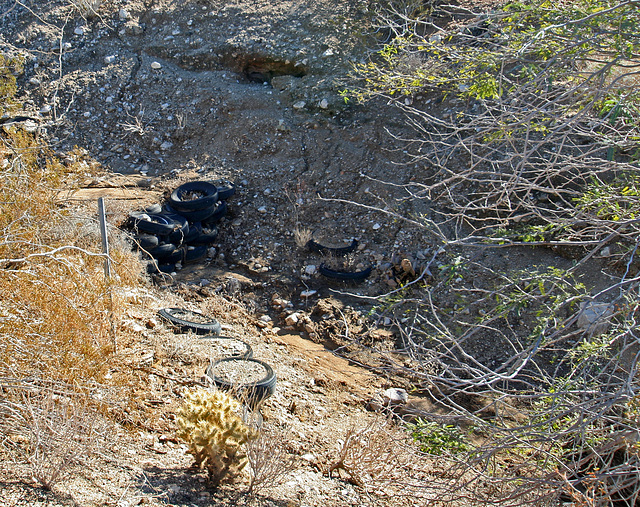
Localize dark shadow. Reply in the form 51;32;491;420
139;464;292;506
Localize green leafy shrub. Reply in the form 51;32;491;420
407;418;470;455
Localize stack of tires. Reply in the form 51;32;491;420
129;179;235;274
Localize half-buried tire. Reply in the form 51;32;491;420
206;357;276;409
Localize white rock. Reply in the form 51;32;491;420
104;55;115;64
83;111;91;118
257;206;267;213
259;315;272;323
160;141;173;150
319;98;329;109
293;100;306;110
301;453;316;462
276;119;290;131
63;42;72;50
382;387;409;405
29;77;41;85
150;61;162;70
119;8;130;21
372;223;381;230
285;313;299;326
322;48;334;57
74;26;84;36
39;104;51;114
304;265;317;276
301;290;317;298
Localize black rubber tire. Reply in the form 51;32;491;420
145;203;163;214
162;213;190;245
319;264;373;281
131;213;176;236
206;358;276;409
201;200;228;226
147;242;178;260
147;262;176;274
211;179;236;201
158;307;222;335
156;246;185;264
164;202;219;223
190;225;218;245
308;238;358;256
183;221;202;243
199;335;253;359
135;234;159;250
184;245;208;264
169;181;219;212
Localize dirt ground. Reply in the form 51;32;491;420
0;0;614;505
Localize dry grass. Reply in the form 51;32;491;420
293;227;312;249
0;128;145;487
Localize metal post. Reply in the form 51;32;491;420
97;197;111;278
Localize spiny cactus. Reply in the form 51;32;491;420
176;388;257;485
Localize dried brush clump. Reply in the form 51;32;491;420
245;422;297;495
0;129;144;485
0;386;111;490
328;416;431;501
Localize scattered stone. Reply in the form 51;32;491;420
119;8;131;21
600;246;611;257
151;61;162;70
83;111;91;118
39;104;51;114
74;26;84;36
304;264;317;276
104;55;116;64
319;98;329;109
29;77;41;85
293;100;306;110
146;317;158;329
285;313;300;326
276;119;291;131
257;206;267;213
301;289;317;298
367;388;409;412
577;302;613;336
372;223;381;230
160;141;173;150
225;277;241;295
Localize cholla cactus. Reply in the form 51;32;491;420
176;388;257;485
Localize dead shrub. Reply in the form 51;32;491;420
0;128;144;484
0;386;111;490
328;416;420;493
244;422;297;495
